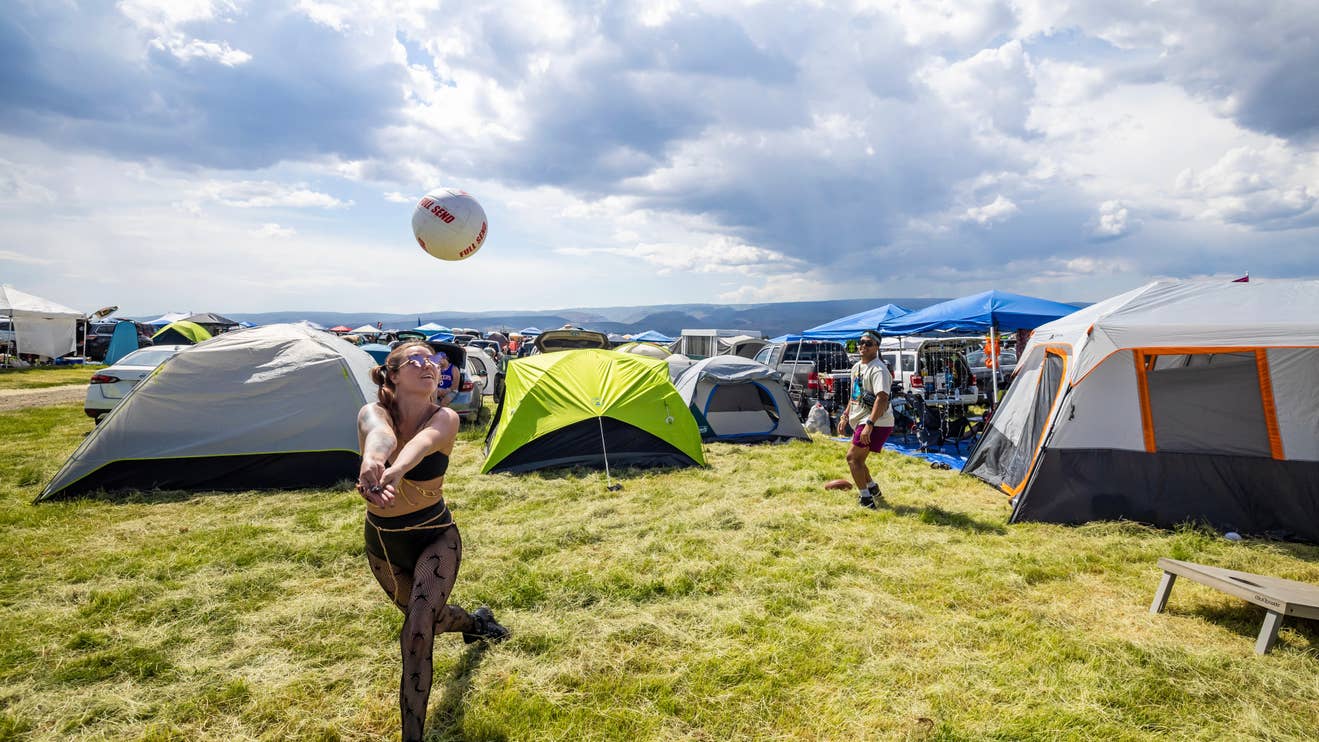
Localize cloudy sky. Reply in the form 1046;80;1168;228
2;1;1317;316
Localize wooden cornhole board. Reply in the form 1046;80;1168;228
1150;558;1319;655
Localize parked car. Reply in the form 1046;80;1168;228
753;340;852;417
531;329;611;353
467;339;502;359
465;345;503;399
428;341;485;423
84;320;155;362
84;345;189;422
965;348;1017;390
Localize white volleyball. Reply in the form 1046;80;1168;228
411;188;488;261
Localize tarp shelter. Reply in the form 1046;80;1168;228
103;321;141;366
426;332;456;344
483;349;705;474
802;303;911;340
39;324;378;500
631;330;675;344
674;356;808;442
964;280;1319;542
360;343;392;364
146;312;190;327
182;312;239;334
350;324;381;335
0;285;82;359
152;320;211;345
518;327;542;337
614;341;671;360
415;322;450;332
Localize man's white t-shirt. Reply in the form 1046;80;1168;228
848;356;894;429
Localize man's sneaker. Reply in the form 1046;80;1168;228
859;494;878;509
462;606;510;644
867;482;882;499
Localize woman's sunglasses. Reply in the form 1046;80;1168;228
401;352;446;369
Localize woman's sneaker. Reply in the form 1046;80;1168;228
463;606;510;644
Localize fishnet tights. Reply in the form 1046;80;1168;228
366;525;478;742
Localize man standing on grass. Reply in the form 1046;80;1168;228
837;329;894;509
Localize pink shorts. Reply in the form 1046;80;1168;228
850;424;893;453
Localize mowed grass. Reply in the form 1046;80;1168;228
0;366;105;391
0;396;1317;741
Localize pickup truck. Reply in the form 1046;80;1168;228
753;340;853;417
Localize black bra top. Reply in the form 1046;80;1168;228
403;450;449;481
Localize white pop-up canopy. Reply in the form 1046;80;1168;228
0;285;83;359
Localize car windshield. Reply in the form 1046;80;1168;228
117;348;178;367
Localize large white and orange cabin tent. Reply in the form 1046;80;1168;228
964;280;1319;541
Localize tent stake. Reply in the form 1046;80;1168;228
598;416;621;491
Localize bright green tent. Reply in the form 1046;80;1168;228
483;349;706;474
151;320;212;345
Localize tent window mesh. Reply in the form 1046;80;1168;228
1147;352;1270;456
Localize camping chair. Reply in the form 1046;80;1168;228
909;396;944;451
949;408;992;453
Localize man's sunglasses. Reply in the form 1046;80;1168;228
858;340;878;347
401;352;447;368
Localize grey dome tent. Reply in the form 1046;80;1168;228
39;324;377;500
674;355;808;442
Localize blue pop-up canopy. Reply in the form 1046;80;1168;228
880;290;1081;406
519;327;542;337
880;290;1079;335
801;303;911;340
631;330;675;343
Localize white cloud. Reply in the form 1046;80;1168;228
190;180;352;209
922;40;1037;138
251;223;297;238
1089;200;1137;240
148;36;252;66
4;0;1319;316
1175;144;1319;228
554;237;804;277
962;195;1020;226
119;0;252;66
0;249;56;265
295;0;353;31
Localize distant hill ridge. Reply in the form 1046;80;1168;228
219;297;956;339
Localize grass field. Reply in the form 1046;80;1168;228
1;372;1316;740
0;366;103;391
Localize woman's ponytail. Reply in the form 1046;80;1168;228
371;363;398;418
